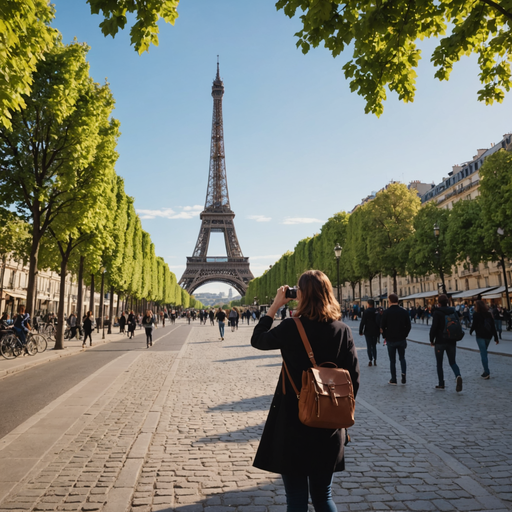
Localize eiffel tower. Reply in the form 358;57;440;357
179;61;254;297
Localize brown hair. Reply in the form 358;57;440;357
389;293;399;304
438;294;449;306
475;300;488;314
293;270;341;322
17;305;26;314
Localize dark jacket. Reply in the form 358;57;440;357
251;315;360;476
359;307;380;337
119;315;126;328
380;305;411;343
430;306;457;345
83;317;93;334
470;311;498;341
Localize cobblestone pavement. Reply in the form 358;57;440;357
1;320;511;512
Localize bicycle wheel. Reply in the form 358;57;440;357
31;333;48;353
25;340;37;356
1;334;20;359
46;325;56;340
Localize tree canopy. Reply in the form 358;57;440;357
276;0;512;115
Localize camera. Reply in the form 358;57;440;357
285;287;298;299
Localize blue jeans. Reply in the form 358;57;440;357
494;319;502;336
364;334;378;362
13;327;26;344
281;473;337;512
218;321;225;338
476;337;491;374
434;344;460;386
387;341;407;381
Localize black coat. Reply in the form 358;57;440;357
380;305;411;342
470;311;498;341
430;306;457;345
359;307;380;337
251;315;360;476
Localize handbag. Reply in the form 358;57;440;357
282;317;355;429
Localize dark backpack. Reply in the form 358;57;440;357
443;312;465;341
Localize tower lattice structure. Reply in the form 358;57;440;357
179;62;254;297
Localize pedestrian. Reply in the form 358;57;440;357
228;307;237;332
215;307;226;340
494;306;504;339
359;299;380;366
429;294;463;391
470;300;499;379
68;313;77;339
246;309;251;325
127;310;136;339
142;310;156;348
83;311;93;348
119;311;127;334
209;309;215;326
251;270;360;512
380;293;411;385
171;309;176;324
12;305;31;347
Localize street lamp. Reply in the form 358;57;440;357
433;223;447;295
334;244;342;303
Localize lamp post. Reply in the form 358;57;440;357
497;228;511;313
433;223;447;295
334;244;342;303
99;267;106;339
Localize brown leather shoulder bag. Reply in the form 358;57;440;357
282;317;355;429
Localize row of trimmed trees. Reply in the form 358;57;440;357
243;149;512;304
0;40;202;348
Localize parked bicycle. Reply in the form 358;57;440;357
0;332;37;359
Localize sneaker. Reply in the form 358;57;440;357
481;372;490;379
401;373;406;384
389;379;397;385
368;361;372;367
456;375;463;392
82;343;86;349
435;385;445;390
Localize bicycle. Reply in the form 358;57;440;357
29;332;48;353
41;323;56;340
0;332;37;359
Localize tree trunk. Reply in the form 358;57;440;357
76;256;84;320
116;292;120;319
501;255;511;312
369;276;373;299
108;284;114;334
358;281;362;303
26;235;42;315
54;259;69;350
393;270;398;294
89;274;95;315
98;273;105;334
0;255;6;314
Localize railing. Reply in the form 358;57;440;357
187;257;249;263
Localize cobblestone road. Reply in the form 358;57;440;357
1;320;511;512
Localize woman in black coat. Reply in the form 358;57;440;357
251;270;360;512
470;300;499;379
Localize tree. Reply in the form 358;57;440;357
408;202;454;288
87;0;180;54
0;40;119;315
0;0;57;129
277;0;512;115
364;183;420;292
318;212;349;283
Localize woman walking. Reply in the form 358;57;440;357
251;270;360;512
228;308;237;332
470;300;499;379
142;310;156;348
83;311;93;348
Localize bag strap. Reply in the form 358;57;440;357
293;317;318;367
281;317;317;398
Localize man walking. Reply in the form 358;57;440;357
380;293;411;385
359;299;380;366
430;294;463;391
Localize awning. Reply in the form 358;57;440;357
481;286;511;299
3;290;27;299
400;290;439;300
451;286;499;299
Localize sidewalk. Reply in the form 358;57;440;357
0;326;147;380
0;321;510;511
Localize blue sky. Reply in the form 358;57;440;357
51;0;511;295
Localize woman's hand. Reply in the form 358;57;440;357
274;286;293;309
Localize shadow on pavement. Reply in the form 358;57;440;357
214;354;280;363
207;395;273;412
155;480;284;511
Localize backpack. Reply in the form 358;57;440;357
282;317;355;429
442;312;465;341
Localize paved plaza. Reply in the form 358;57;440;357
0;319;511;511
